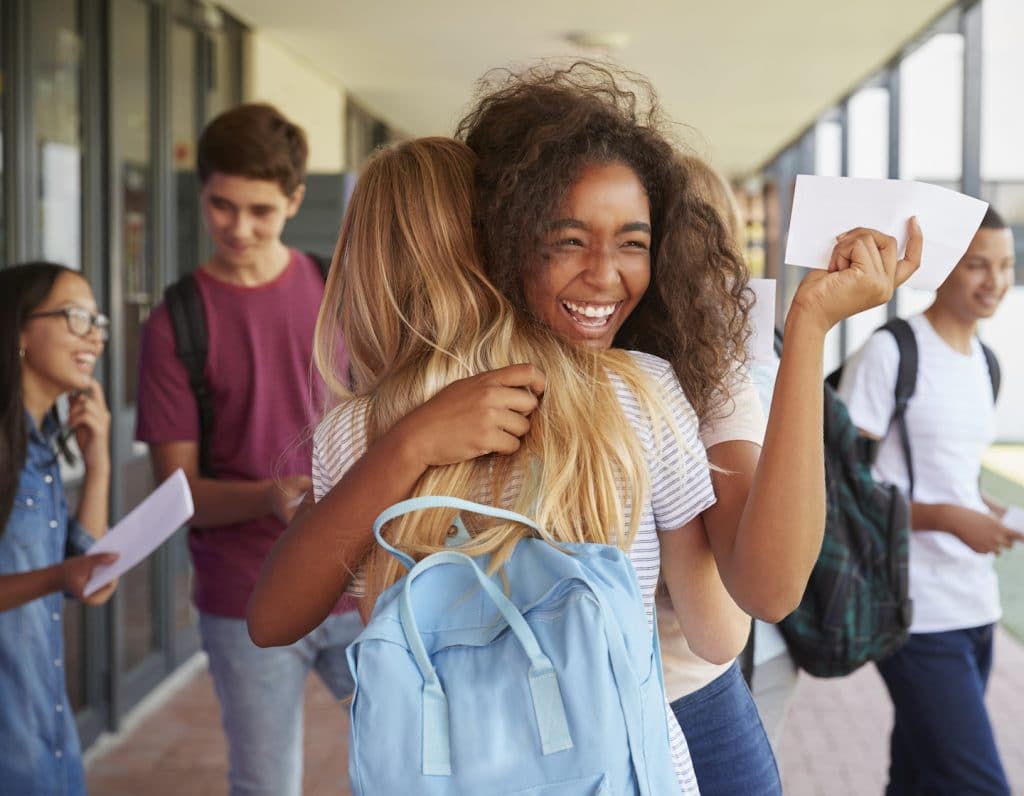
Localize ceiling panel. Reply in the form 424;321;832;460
220;0;957;175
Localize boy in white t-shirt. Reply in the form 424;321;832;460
838;207;1021;795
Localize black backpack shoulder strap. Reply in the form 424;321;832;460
163;273;216;478
980;341;1001;402
305;250;331;281
879;318;918;498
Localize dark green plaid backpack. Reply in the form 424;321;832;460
777;319;1001;678
775;321;914;678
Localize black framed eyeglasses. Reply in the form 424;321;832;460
28;307;110;341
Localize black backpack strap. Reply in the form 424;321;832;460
305;250;331;281
880;318;918;499
980;341;1001;402
164;274;216;478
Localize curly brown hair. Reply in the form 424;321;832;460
456;60;752;420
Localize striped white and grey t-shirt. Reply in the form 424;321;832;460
312;350;714;796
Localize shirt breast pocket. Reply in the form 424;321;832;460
4;486;50;558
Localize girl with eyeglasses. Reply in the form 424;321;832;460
0;261;117;795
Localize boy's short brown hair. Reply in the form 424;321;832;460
197;103;308;196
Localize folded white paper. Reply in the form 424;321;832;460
748;278;777;363
784;175;989;291
1003;505;1024;536
83;469;194;597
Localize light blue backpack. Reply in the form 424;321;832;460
346;496;680;795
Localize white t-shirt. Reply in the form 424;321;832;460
837;313;1000;634
312;350;715;796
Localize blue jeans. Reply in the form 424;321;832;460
670;661;782;795
876;624;1010;795
200;610;362;796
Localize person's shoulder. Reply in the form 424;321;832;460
623;350;674;380
313;399;368;453
139;299;174;344
291;249;328;280
854;319;905;364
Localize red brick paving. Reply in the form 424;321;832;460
86;627;1024;795
778;626;1024;795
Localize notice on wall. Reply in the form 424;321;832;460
784;175;989;291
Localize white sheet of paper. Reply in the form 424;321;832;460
748;278;777;363
83;469;194;597
1003;505;1024;536
784;175;989;291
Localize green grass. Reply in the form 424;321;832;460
982;466;1024;644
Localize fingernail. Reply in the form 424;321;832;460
836;231;849;241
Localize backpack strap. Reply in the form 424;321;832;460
980;341;1001;402
879;318;918;499
372;495;553;569
305;250;331;281
164;274;216;478
401;549;574;774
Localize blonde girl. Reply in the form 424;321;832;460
248;137;751;794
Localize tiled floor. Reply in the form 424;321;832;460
86;627;1024;795
777;625;1024;796
85;659;351;796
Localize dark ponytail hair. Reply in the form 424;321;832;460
0;262;77;532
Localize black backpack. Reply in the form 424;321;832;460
777;318;1001;678
824;318;1001;498
163;251;331;477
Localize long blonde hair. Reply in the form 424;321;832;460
314;137;681;607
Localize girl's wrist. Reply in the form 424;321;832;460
784;301;831;340
83;456;111;478
50;561;71;594
382;418;432;475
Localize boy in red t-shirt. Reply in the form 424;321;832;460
136;103;359;796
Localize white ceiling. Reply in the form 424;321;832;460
219;0;956;177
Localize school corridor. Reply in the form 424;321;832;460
81;623;1024;795
83;449;1024;795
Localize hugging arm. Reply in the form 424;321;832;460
246;364;545;647
660;515;751;664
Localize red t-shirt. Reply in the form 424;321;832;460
136;250;355;618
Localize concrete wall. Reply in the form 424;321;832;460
242;32;346;173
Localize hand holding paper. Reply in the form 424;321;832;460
83;469;195;597
788;217;922;331
785;175;988;291
1002;506;1024;543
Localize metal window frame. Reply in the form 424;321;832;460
760;0;985;329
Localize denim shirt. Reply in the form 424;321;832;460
0;412;95;796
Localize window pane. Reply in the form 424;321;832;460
206;25;241;121
814;119;842;177
112;0;153;407
848;87;889;179
112;0;157;672
32;0;82;270
898;31;963;315
980;0;1024;278
899;32;964;188
170;24;199;634
172;24;201;275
